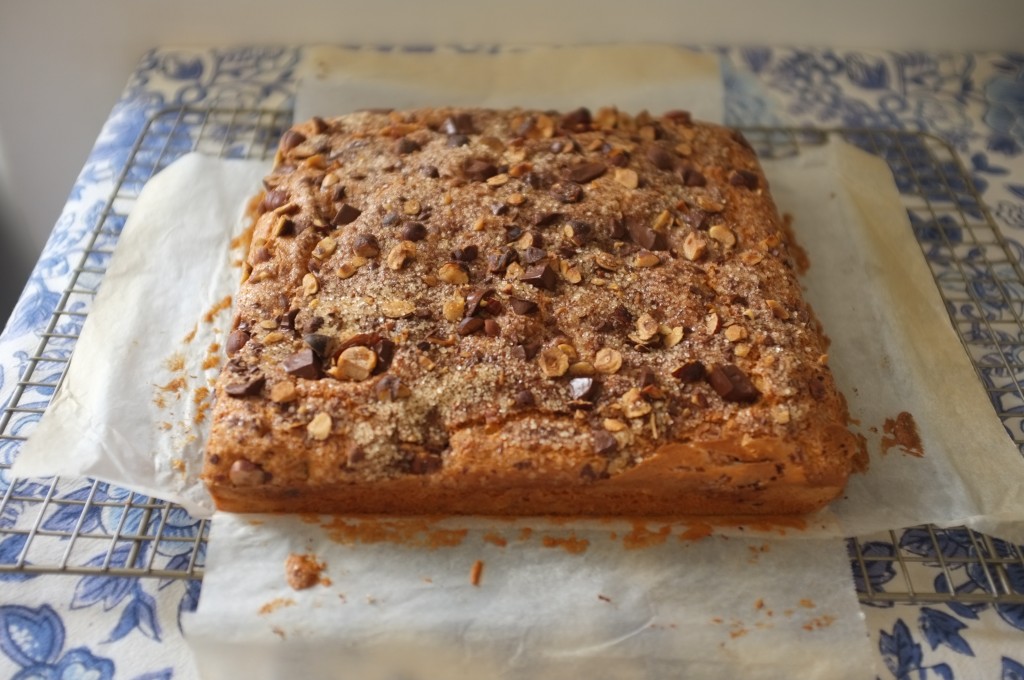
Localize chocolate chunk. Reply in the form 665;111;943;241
646;145;675;171
533;211;563;228
401;221;427;241
226;330;250;355
261;189;288;212
580;463;598;481
522;172;546;190
808;374;828;400
550;181;584;204
625;215;668;251
382;211;401;227
333;203;362;226
447;134;470;148
608;149;631;167
521;246;548;265
514;389;535;407
329;184;347;203
441;113;474;135
463;158;498;182
561;107;592;131
374;374;408;401
373;338;396;374
280;308;300;332
283;348;322;380
421;165;440;178
352;233;381;257
303;333;333;359
457;317;485;336
302;316;324;334
729;169;759;189
521;263;558;290
490;202;510;216
593;430;619;457
338;332;381;352
465;288;496;317
671;361;706;383
566;220;592;246
609;218;628;240
569;377;598;401
512;335;544;358
639;369;658;388
681;167;707;187
280;129;306;152
395;137;420;154
452;245;479;262
408;452;443;475
509;297;538;315
483;319;501;337
504;226;524;242
566;162;606;184
487;247;519;274
732;130;753;150
707;364;760;403
225;375;265;397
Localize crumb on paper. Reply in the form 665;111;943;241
517;527;533;542
271;626;286;640
482;531;508;547
285;552;326;591
779;212;810;275
259;597;295;615
622;522;672;550
470;559;484;586
881;411;924;457
598;594;612;603
315;517;468;549
170;458;186;475
540;534;590;554
677;522;713;542
802;615;836;632
164;353;185;372
202;294;233;324
799;598;815;609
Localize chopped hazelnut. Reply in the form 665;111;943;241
603;418;627;432
302;273;319;296
594;252;622;271
613;168;639;189
381;300;415;319
621;387;652;418
387;241;417;270
312;236;337;259
306;412;332;440
663;326;684;348
442;294;466;322
632;251;661;268
652;209;673;232
270;381;298;403
709;224;737;248
635;313;660;342
705;312;720;334
594;348;623;374
568;361;596;376
335;346;377;381
724;324;748;342
352;233;381;258
682;232;707;261
229;459;267;486
538;347;570;378
438;261;470;285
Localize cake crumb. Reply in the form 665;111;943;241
285;552;326;590
259;597;295;614
470;559;484;586
881;411;924;457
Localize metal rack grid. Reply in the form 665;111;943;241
0;109;1022;605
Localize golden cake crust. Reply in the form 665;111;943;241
202;107;859;516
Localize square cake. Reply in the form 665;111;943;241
202;107;860;515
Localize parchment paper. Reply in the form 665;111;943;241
186;513;873;680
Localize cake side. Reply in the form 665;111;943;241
203;107;859;516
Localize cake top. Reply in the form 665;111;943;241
218;107;836;483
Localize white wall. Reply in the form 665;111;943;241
1;0;1022;321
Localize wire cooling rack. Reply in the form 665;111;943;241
0;108;1022;604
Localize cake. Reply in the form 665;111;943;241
202;107;860;516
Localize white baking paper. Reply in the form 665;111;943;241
186;513;874;680
296;44;724;124
11;155;268;517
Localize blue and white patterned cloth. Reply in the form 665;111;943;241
2;46;1024;679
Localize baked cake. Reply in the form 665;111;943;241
202;107;860;515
